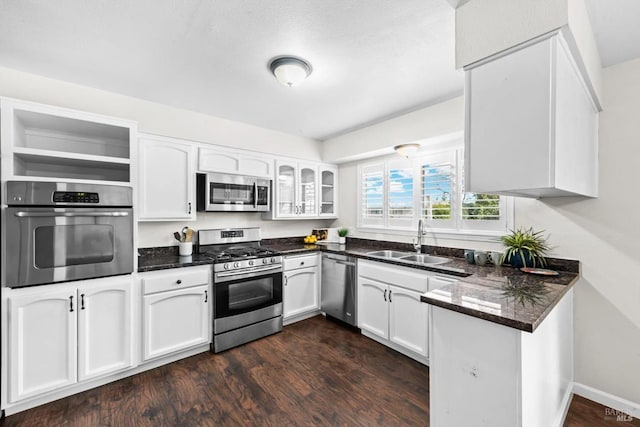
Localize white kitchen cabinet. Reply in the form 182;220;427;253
465;31;598;198
357;260;429;360
77;278;132;382
197;146;273;178
388;286;427;355
138;133;196;221
319;165;338;218
273;160;318;218
357;277;389;339
0;97;136;186
283;254;320;323
7;276;134;403
8;287;77;402
141;266;211;361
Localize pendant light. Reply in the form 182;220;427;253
269;56;312;87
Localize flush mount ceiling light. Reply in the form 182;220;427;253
394;143;421;158
269;56;312;87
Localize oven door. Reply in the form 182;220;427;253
4;207;134;287
214;270;283;321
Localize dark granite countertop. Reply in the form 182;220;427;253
137;248;214;272
139;237;579;332
262;239;579;333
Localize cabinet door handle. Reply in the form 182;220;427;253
204;290;208;303
389;289;392;303
383;289;387;302
69;296;74;312
177;280;182;285
284;276;288;286
81;294;85;310
188;202;192;215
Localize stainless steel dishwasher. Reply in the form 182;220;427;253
321;253;357;326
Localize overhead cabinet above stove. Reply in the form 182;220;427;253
464;31;599;198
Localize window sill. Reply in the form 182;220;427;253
356;226;504;243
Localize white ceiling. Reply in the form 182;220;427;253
0;1;637;141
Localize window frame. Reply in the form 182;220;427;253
357;144;514;241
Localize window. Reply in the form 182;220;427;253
358;144;512;237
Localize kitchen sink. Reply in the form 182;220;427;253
366;250;413;259
399;254;450;265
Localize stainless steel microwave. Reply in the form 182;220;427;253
196;173;271;212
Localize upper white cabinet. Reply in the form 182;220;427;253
319;165;338;217
198;146;273;178
267;160;338;220
0;98;136;186
138;133;196;221
465;32;599;198
273;160;318;218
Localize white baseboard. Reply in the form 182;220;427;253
555;382;574;427
573;382;640;418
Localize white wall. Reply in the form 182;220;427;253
330;58;640;404
0;67;331;247
322;96;464;164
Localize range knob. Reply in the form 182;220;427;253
223;263;230;270
270;257;276;263
262;258;269;264
234;262;240;268
249;260;254;266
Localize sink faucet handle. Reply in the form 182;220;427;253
412;238;422;253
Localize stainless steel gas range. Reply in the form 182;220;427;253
198;228;283;353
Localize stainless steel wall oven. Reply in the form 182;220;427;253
3;181;134;288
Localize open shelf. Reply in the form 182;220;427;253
14;109;130;159
14;153;130;182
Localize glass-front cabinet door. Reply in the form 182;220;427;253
298;163;317;217
319;165;338;218
277;162;296;217
272;160;335;219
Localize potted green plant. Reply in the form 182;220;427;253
337;227;349;244
499;227;549;268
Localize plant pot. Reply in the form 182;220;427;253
508;250;535;268
338;236;346;245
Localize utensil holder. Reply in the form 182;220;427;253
179;241;193;256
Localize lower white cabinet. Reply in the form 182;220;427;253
283;253;320;321
140;266;211;361
357;260;459;362
7;276;133;403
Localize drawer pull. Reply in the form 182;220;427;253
176;280;182;285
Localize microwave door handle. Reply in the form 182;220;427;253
14;211;130;218
253;182;258;208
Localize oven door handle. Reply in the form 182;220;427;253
14;211;130;218
215;265;282;282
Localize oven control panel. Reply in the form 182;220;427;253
53;191;100;203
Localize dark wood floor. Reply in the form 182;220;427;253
1;315;637;426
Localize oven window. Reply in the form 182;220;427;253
34;224;114;268
228;277;274;311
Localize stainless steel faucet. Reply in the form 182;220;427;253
413;219;424;253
